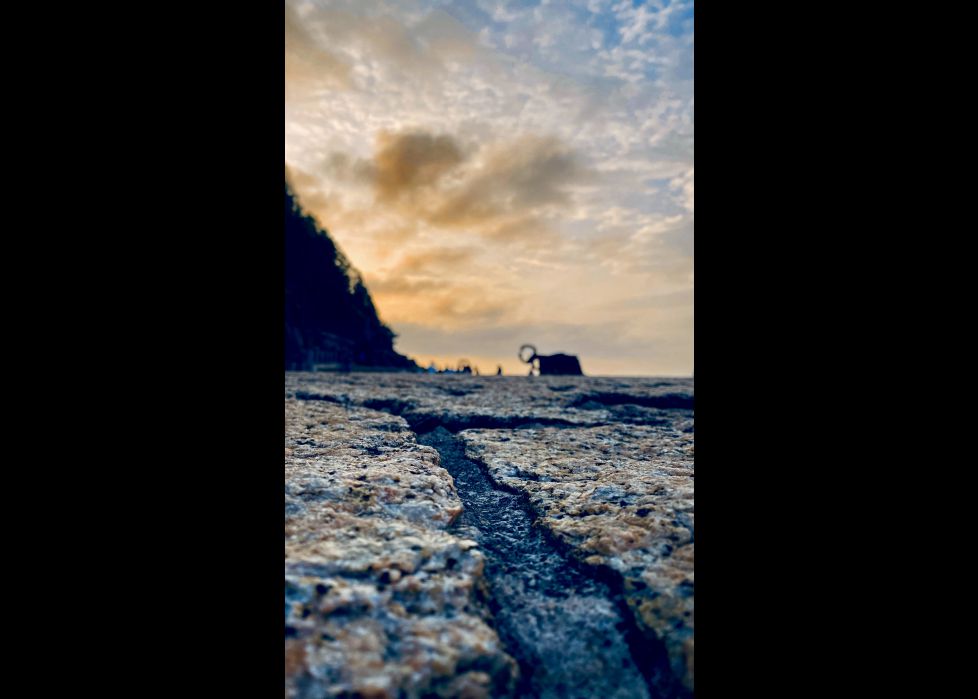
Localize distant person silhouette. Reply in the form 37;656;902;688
496;365;503;376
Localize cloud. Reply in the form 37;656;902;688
285;2;352;90
430;135;586;227
285;0;694;375
671;167;694;213
412;9;481;62
310;129;587;249
284;163;321;192
371;131;467;202
365;276;442;295
368;275;520;330
392;247;476;274
358;241;524;332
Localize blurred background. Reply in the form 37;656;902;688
285;0;693;376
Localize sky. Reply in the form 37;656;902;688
285;0;693;376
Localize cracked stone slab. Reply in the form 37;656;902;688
419;427;653;699
285;398;518;699
458;423;694;694
286;372;695;696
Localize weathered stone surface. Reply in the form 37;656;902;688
459;424;694;693
285;373;693;432
286;373;694;697
285;398;519;698
420;427;653;699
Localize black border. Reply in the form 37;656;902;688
60;3;289;693
26;0;891;694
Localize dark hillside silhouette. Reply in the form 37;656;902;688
285;181;417;371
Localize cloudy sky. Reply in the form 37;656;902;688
285;0;693;376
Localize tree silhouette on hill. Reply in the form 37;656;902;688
285;181;417;371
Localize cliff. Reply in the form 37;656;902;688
285;182;417;371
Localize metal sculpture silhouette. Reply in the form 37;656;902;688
519;344;584;376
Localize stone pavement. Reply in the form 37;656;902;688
285;373;694;699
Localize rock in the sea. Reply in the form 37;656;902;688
285;398;519;699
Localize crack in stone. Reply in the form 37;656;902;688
417;427;648;699
414;424;685;699
292;387;691;698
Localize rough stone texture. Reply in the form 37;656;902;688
459;424;694;693
285;398;519;698
419;428;653;699
285;373;694;697
285;373;693;432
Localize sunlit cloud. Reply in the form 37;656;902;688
285;0;693;376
